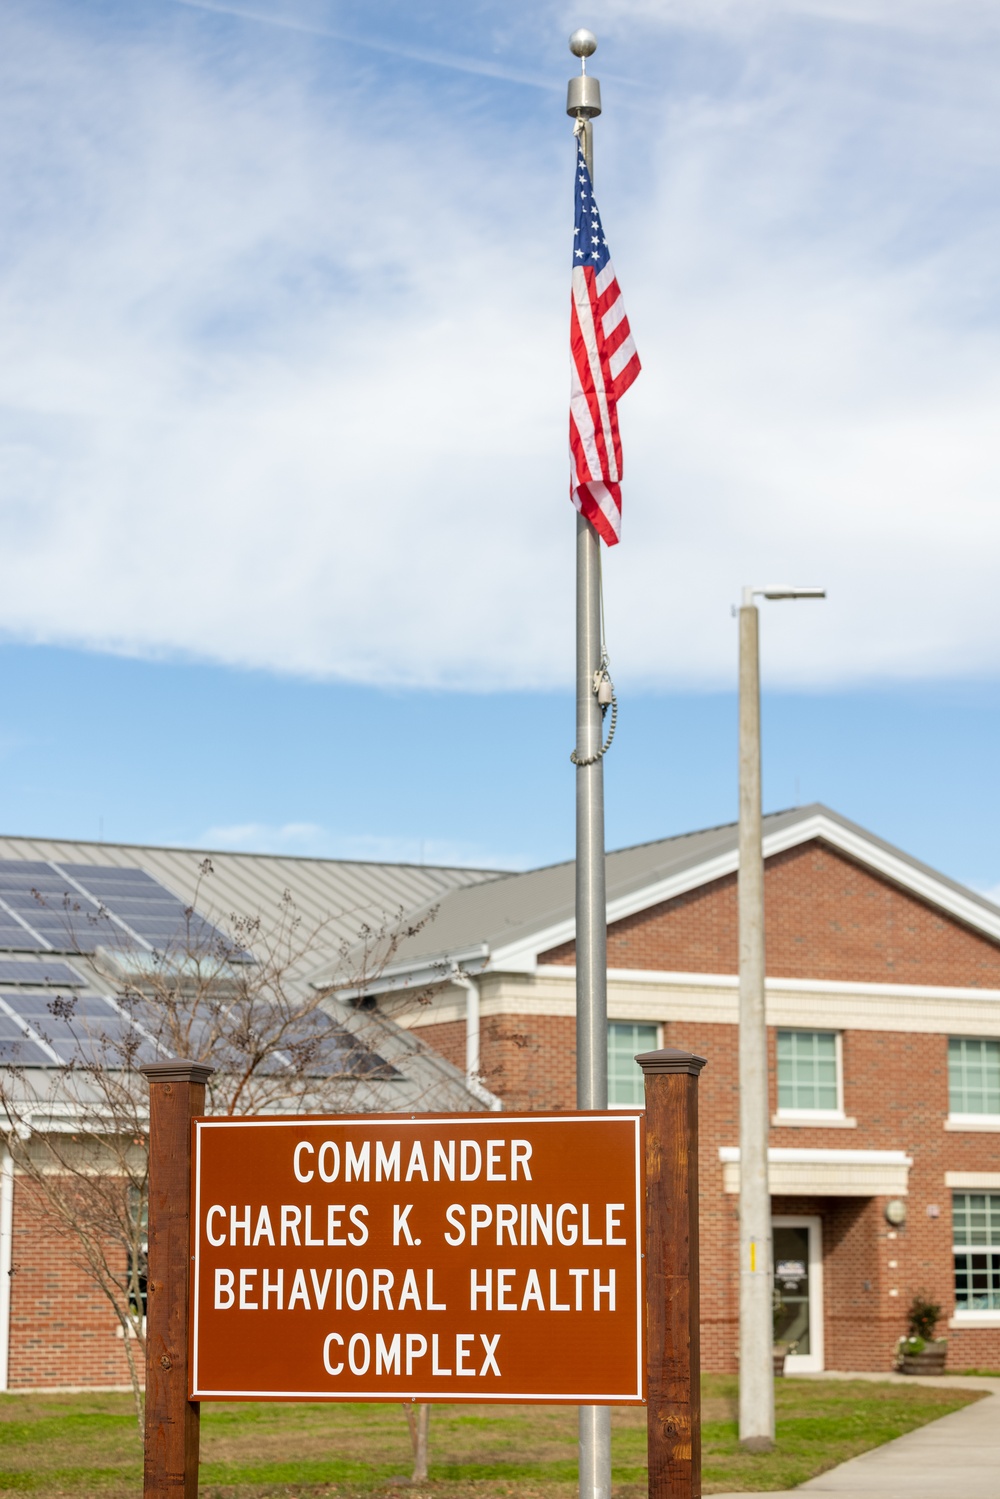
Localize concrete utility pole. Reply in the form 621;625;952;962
737;585;825;1450
567;27;610;1499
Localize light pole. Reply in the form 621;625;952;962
738;584;825;1450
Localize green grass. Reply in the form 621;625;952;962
0;1375;984;1496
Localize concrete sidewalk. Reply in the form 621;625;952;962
711;1372;1000;1498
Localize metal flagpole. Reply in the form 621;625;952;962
566;29;611;1499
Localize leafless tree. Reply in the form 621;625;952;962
0;860;460;1439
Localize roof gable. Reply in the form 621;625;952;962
350;805;1000;989
542;839;1000;987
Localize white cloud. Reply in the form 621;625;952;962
196;820;521;868
1;2;1000;690
199;821;326;851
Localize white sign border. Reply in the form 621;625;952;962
191;1111;645;1403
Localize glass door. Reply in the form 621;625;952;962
772;1215;824;1373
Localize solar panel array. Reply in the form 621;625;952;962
0;988;394;1077
0;861;234;957
0;859;394;1079
0;959;85;987
0;992;157;1067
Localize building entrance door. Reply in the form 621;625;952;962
772;1215;824;1373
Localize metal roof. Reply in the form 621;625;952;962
0;835;506;1112
0;833;504;959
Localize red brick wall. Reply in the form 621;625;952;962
676;1019;1000;1372
9;1180;135;1388
540;840;1000;987
409;840;1000;1374
413;1005;1000;1373
411;1014;578;1109
416;1017;466;1075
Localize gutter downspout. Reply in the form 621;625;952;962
451;970;501;1111
0;1145;14;1391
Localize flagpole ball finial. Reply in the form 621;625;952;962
569;28;598;60
566;30;601;119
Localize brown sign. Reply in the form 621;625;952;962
190;1110;644;1402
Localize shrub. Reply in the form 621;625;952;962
907;1293;942;1343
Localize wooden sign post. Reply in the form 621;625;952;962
142;1052;706;1497
638;1048;707;1499
140;1061;214;1499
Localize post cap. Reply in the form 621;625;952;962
569;28;597;59
635;1047;707;1077
140;1061;215;1084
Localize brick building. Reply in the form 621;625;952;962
2;807;999;1386
336;804;1000;1375
0;834;496;1390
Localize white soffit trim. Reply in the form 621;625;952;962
543;966;1000;1003
491;812;1000;973
945;1171;1000;1189
719;1146;913;1198
719;1147;911;1165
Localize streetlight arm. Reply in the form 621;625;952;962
741;585;826;607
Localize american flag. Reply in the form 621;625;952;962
569;144;640;547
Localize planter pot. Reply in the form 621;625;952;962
773;1348;789;1377
899;1341;947;1375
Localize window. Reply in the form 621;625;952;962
953;1192;1000;1312
607;1022;658;1106
776;1030;840;1115
948;1038;1000;1119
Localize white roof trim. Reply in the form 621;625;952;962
765;813;1000;942
333;946;489;1000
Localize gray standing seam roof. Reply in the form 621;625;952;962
0;837;503;1112
0;834;505;958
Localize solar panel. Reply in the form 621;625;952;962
260;1010;398;1080
0;992;157;1067
60;865;235;956
0;860;238;959
0;1033;57;1065
0;960;85;987
0;918;47;952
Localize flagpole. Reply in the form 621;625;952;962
567;30;611;1499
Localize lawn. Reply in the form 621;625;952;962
0;1376;982;1496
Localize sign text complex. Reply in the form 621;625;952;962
190;1111;644;1402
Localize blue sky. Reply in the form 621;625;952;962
1;1;999;892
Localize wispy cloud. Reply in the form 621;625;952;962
172;0;562;90
1;1;1000;691
196;821;522;867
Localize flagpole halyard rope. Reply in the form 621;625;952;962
570;544;617;764
570;529;618;766
570;685;617;766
